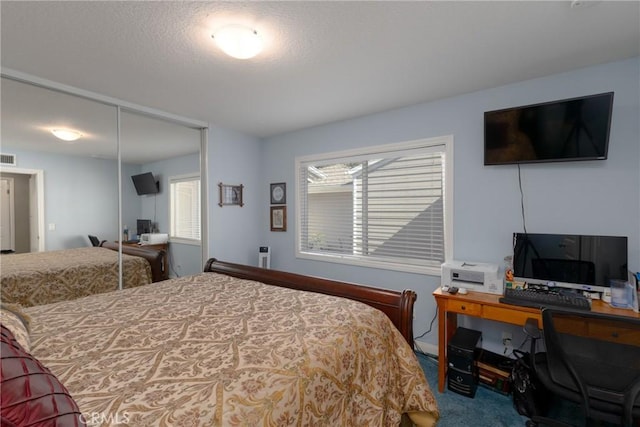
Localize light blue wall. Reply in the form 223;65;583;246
6;148;119;250
258;57;640;352
206;125;263;265
121;162;142;236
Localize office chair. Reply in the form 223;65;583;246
88;235;105;247
524;308;640;427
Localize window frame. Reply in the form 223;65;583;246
168;172;201;246
295;135;453;275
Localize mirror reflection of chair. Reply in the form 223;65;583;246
524;308;640;427
531;258;596;286
88;235;105;247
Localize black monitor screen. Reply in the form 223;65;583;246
512;233;627;292
137;219;152;236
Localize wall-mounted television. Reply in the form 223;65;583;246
512;232;628;293
484;92;614;165
131;172;159;195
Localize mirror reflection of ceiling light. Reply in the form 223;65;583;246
51;128;82;141
212;25;263;59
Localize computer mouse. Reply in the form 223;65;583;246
458;287;468;295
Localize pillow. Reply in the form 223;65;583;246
0;303;31;352
1;325;86;427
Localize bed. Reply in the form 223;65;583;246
1;259;439;426
0;244;166;307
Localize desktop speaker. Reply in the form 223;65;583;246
447;327;482;398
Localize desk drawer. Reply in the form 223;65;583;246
448;300;482;316
484;305;541;327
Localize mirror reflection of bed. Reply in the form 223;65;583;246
0;243;167;307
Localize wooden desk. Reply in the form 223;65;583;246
433;287;640;393
120;241;169;274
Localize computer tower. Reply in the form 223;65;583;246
447;327;482;397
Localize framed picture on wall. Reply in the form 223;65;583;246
270;206;287;231
270;182;286;205
218;183;244;207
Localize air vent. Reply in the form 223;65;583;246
0;153;16;166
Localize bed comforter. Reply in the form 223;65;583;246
1;247;152;307
25;272;439;426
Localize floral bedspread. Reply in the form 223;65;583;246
1;247;151;307
26;272;439;426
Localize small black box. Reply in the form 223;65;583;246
447;327;482;397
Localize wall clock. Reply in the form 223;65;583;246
270;182;286;204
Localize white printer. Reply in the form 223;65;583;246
139;233;169;245
441;260;503;295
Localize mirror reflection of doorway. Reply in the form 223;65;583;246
0;169;44;253
0;177;15;252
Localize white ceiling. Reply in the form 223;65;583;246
1;0;639;146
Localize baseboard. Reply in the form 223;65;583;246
414;339;438;357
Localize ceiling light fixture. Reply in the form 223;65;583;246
51;128;82;141
212;25;263;59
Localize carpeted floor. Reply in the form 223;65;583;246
417;351;532;427
417;352;597;426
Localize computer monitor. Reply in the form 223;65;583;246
137;219;152;236
512;233;628;293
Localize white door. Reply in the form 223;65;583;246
29;174;40;251
0;177;15;252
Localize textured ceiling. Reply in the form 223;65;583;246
1;1;639;140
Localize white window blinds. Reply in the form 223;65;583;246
297;138;449;272
169;175;201;242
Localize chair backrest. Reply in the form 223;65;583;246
88;235;101;247
541;308;640;424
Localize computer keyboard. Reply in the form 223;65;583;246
499;287;591;311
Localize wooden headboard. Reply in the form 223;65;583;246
101;242;168;282
204;258;417;348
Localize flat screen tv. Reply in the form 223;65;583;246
484;92;614;165
512;232;628;293
131;172;159;195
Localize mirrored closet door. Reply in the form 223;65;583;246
0;76;119;253
0;73;207;287
120;109;204;280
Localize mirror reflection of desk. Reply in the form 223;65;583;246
119;241;169;276
432;287;640;393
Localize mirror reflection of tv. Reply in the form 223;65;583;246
512;232;628;293
131;172;159;195
484;92;614;165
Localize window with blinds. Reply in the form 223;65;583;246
169;174;201;243
296;136;451;273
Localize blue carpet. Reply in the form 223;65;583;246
416;352;590;427
417;352;532;427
